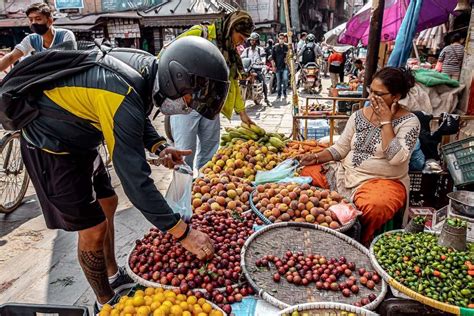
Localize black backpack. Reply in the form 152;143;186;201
302;43;316;65
0;41;150;131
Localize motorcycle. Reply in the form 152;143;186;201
240;57;264;106
299;62;322;94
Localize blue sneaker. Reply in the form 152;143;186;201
109;266;135;293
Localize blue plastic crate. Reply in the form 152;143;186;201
299;119;330;140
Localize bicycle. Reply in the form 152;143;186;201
0;130;30;213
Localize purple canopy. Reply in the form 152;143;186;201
338;0;457;46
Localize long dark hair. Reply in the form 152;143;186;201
373;67;415;99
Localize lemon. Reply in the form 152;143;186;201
193;304;203;314
164;290;176;297
119;296;129;303
133;295;146;307
159;305;170;315
186;296;198;305
162;300;173;308
101;304;113;312
155;287;164;294
153;308;166;316
202;302;213;314
145;287;156;296
150;301;161;311
135;290;145;297
170;305;183;315
210;311;224;316
177;294;187;302
197;298;207;306
98;311;109;316
197;313;208;316
110;310;120;316
154;293;166;303
123;305;135;314
124;300;134;307
137;306;151;316
183;312;192;316
179;301;189;311
145;296;153;306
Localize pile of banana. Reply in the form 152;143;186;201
220;123;290;150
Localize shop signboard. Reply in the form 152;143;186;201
243;0;277;23
55;0;84;9
102;0;162;11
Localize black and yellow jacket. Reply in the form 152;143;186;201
21;50;183;232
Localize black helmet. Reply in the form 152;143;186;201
155;37;230;120
307;33;316;42
249;32;260;41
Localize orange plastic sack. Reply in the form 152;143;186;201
329;202;361;225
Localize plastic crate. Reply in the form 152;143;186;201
299;119;330;140
408;171;454;209
441;137;474;187
0;303;89;316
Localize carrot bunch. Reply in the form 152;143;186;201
283;140;328;158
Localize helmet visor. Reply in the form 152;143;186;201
189;75;229;120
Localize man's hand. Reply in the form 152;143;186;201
159;147;192;169
239;111;254;126
180;229;215;260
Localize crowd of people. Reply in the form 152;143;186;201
0;1;467;313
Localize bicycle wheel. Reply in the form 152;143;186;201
0;132;30;213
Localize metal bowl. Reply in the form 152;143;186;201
448;191;474;217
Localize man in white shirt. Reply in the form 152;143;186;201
0;2;76;72
241;32;270;105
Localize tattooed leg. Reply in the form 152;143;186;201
99;195;119;277
78;221;114;304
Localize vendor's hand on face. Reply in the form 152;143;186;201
299;153;318;166
371;95;392;122
180;228;215;260
159;147;192;169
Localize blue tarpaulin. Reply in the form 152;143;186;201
387;0;424;67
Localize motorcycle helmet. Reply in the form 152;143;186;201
249;32;260;41
155;37;230;120
307;33;316;42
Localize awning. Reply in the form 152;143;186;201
61;24;102;31
140;0;234;27
0;17;29;28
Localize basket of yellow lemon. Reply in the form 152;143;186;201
98;286;226;316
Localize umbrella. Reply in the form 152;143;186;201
338;0;457;46
387;0;423;67
323;23;347;46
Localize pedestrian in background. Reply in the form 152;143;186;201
0;2;76;72
328;49;344;88
272;33;289;100
438;33;464;80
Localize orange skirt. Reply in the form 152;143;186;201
301;165;406;245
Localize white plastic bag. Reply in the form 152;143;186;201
254;159;299;185
165;164;193;222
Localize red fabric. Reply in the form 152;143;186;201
353;179;406;245
328;52;343;64
300;165;329;189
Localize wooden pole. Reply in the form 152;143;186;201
283;0;299;132
362;0;385;98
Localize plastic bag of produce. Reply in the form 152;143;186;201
276;176;313;184
329;202;361;225
165;164;193;222
254;159;299;185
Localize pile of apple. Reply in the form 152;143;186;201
201;140;285;181
192;173;253;215
128;211;258;312
252;183;348;229
256;252;381;307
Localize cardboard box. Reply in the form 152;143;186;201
408;207;435;228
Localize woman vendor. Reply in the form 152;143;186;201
299;67;420;245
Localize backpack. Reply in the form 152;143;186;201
0;41;150;130
302;43;316;65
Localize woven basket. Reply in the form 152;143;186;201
249;190;357;232
369;229;473;316
125;245;238;294
241;222;387;310
278;302;379;316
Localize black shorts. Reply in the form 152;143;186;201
20;137;116;231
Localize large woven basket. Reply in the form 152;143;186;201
125;245;238;294
278;302;379;316
241;222;387;310
249;190;357;232
369;229;474;316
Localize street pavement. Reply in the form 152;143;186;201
0;77;334;309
